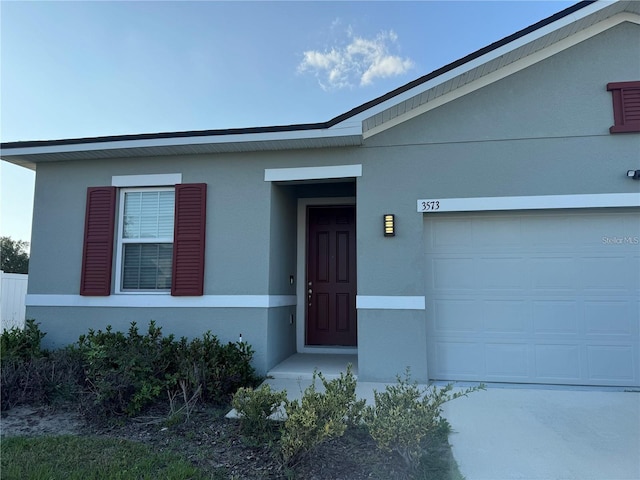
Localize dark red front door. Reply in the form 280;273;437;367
306;206;357;346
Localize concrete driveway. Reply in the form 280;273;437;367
443;387;640;480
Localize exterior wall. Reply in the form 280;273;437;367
353;21;639;382
24;20;639;382
26;150;362;373
265;185;298;368
357;310;428;381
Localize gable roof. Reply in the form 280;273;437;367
2;0;639;169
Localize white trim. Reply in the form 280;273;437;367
364;13;640;139
112;174;182;187
356;296;426;310
26;294;297;308
296;197;357;354
5;124;363;158
417;193;640;214
265;164;362;182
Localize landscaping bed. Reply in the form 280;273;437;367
1;403;457;479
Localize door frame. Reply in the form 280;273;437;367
296;197;357;354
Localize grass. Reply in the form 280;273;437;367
0;435;220;480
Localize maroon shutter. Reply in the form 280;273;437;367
171;183;207;296
608;81;640;133
80;187;116;296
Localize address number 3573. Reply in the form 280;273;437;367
418;200;441;212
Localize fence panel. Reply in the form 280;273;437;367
0;271;28;331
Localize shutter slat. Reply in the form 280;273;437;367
171;183;206;296
80;187;116;296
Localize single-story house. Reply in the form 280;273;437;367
2;0;639;386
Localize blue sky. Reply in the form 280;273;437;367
1;0;573;243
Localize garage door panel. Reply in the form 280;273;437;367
531;257;577;290
425;209;640;387
483;300;529;333
431;219;473;247
584;301;636;337
535;345;581;380
477;257;526;289
432;258;475;289
581;256;637;291
434;300;479;333
527;216;575;245
473;217;522;246
586;346;635;381
433;342;484;377
485;343;528;378
532;301;578;334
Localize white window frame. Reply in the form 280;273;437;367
114;186;175;294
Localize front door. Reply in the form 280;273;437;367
306;206;357;346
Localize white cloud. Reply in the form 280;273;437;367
298;28;414;90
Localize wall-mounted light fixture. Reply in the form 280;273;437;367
627;169;640;180
384;214;395;237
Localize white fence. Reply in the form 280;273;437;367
0;271;28;331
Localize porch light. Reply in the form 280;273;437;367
627;169;640;180
384;214;395;237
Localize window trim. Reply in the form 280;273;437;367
114;186;175;294
112;173;182;187
607;81;640;133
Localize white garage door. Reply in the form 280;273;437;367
424;208;640;387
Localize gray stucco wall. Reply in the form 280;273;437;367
25;20;639;382
354;21;639;382
356;22;639;291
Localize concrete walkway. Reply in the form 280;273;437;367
443;387;640;480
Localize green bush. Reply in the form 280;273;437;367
232;383;287;443
364;369;484;472
1;319;46;362
77;321;259;419
174;332;259;405
280;364;364;466
77;321;178;417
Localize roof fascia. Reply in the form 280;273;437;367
1;122;362;160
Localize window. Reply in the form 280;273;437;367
607;81;640;133
80;182;207;297
118;188;175;292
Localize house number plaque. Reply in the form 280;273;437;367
417;200;441;212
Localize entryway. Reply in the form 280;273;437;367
267;353;358;380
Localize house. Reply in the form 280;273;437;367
1;0;639;387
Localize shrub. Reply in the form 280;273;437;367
77;321;259;419
174;332;259;406
1;319;46;362
77;321;178;418
279;364;364;466
1;321;85;410
232;383;287;443
364;368;484;472
0;347;84;411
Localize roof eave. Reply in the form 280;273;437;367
0;123;363;168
